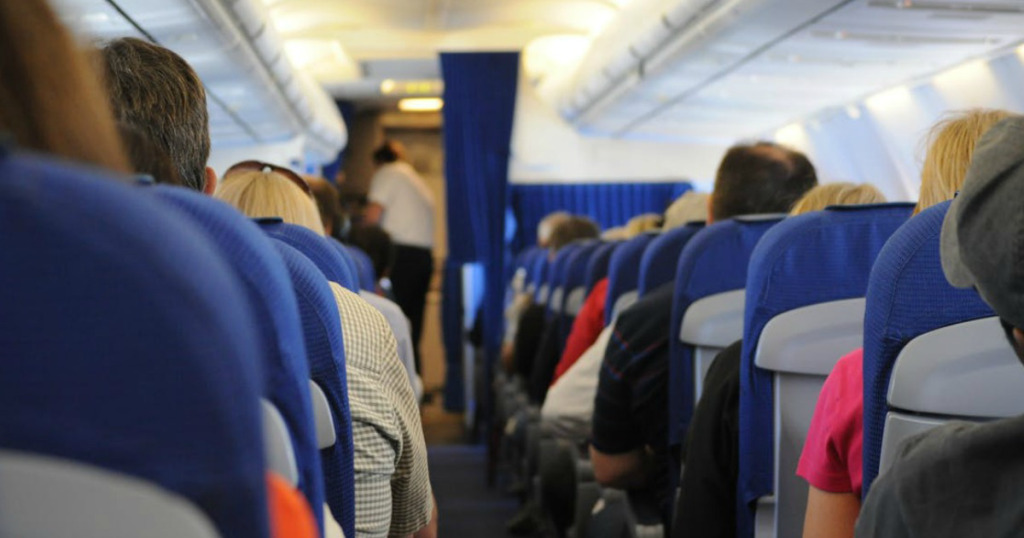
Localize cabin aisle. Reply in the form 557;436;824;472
423;399;518;537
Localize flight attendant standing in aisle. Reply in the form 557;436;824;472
365;140;436;375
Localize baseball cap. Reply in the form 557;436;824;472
940;115;1024;329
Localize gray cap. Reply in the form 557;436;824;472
940;115;1024;329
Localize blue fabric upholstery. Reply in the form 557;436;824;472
604;233;657;324
0;151;269;538
736;204;913;538
558;240;604;345
508;182;692;253
259;220;358;291
344;244;377;291
151;186;325;532
269;241;357;538
637;223;704;297
861;201;993;497
584;241;619;294
667;217;784;451
545;243;582;314
531;253;551;302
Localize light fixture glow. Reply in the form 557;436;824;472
380;79;396;94
845;105;862;119
398;98;443;112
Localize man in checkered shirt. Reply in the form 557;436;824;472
330;283;437;537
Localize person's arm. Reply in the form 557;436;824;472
364;202;384;225
411;495;438;538
589;445;655;490
803;487;859;538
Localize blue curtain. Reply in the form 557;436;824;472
508;182;693;252
440;52;520;411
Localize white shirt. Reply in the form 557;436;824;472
360;290;423;400
539;325;614;440
368;162;435;249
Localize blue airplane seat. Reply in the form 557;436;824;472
268;239;358;538
151;187;325;532
583;240;619;296
559;240;604;345
260;220;359;291
545;242;583;316
604;233;657;325
736;203;913;538
637;222;704;297
531;249;552;303
329;240;363;291
343;243;377;291
862;200;993;497
668;216;786;452
0;150;269;538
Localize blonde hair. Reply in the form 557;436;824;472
789;182;887;216
915;108;1014;215
215;169;325;233
663;191;710;230
624;213;663;237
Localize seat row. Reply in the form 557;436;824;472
500;198;1019;538
0;149;382;538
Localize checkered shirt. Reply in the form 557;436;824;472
330;284;433;537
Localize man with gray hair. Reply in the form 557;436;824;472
856;116;1024;537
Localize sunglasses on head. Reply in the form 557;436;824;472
225;160;312;197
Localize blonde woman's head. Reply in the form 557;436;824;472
916;108;1015;215
215;167;324;234
663;191;710;230
624;213;663;237
789;182;887;216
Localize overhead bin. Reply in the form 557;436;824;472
53;0;346;162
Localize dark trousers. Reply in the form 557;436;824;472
391;243;433;373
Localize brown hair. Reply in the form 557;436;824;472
117;123;182;186
915;108;1014;215
711;142;818;221
305;175;344;236
0;0;129;172
548;215;600;252
100;37;210;191
789;182;887;216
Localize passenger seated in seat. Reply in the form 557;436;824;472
541;191;710;441
856;115;1024;538
589;142;818;525
796;109;1011;538
670;181;884;538
216;167;437;538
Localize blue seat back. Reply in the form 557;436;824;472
344;244;377;291
269;241;357;538
584;241;619;294
545;242;583;315
152;187;324;530
559;241;605;344
736;203;913;538
531;250;551;302
604;233;657;324
637;223;704;297
0;151;269;538
260;220;359;291
862;201;993;496
668;217;785;449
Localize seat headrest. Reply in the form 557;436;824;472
0;151;269;538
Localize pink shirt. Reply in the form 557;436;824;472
797;348;864;498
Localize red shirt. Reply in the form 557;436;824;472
267;473;318;538
797;348;864;497
551;278;609;385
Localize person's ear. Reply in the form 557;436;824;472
203;166;218;195
705;193;715;224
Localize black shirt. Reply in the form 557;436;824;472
672;339;742;538
591;282;674;516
